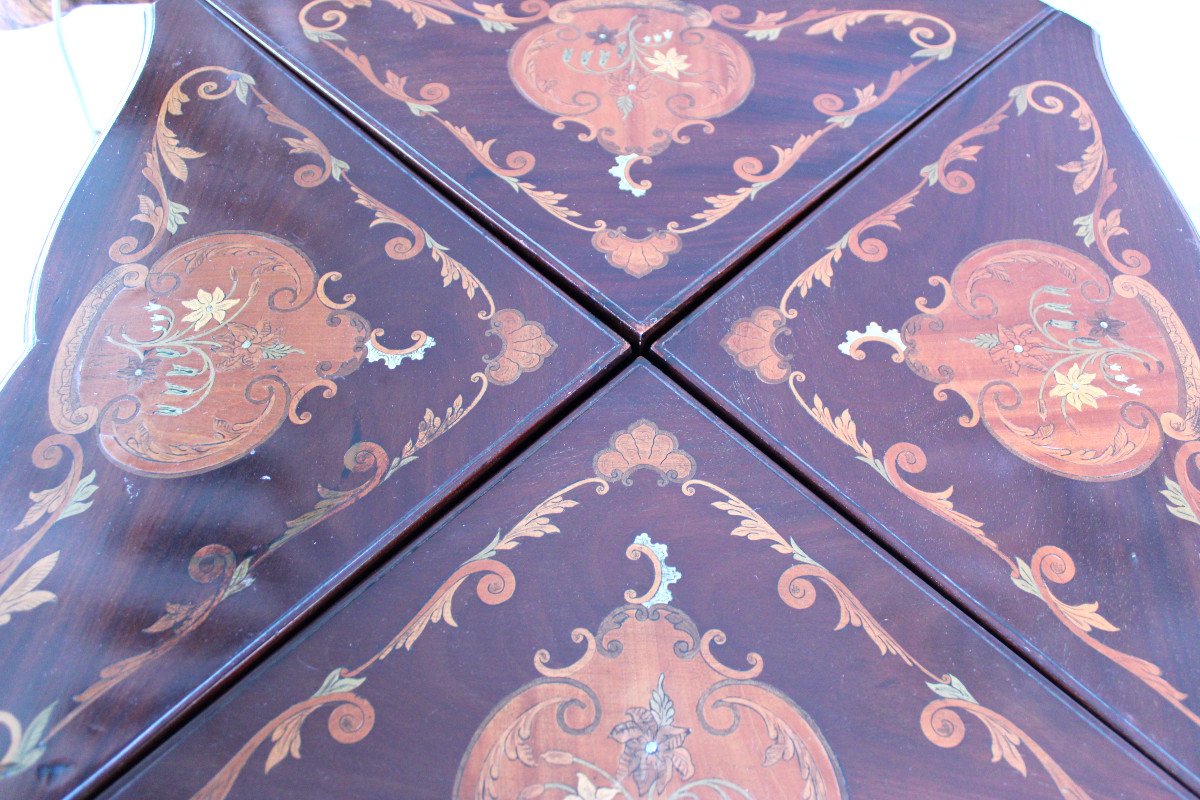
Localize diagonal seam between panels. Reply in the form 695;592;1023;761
644;345;1200;797
70;347;636;799
55;5;639;797
91;360;666;800
635;5;1062;348
71;4;1158;797
94;356;1193;799
624;2;1057;341
639;5;1062;351
197;0;636;345
201;0;1057;348
63;2;1067;795
644;8;1200;791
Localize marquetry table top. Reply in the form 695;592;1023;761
659;11;1200;794
104;364;1188;799
0;1;620;796
211;0;1048;336
2;0;1197;798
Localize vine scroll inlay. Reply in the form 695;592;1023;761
296;1;957;276
187;420;1091;800
720;79;1200;729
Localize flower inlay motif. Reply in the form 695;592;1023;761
46;232;420;478
509;0;755;158
903;239;1191;482
455;602;845;799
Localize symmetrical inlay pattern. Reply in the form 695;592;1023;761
105;368;1184;799
661;12;1200;794
0;2;620;796
4;0;1199;797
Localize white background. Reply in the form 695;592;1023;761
0;1;1196;378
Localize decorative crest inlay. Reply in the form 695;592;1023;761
48;231;428;477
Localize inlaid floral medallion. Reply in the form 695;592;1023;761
48;231;430;477
660;14;1200;792
902;239;1198;482
456;598;845;800
509;0;755;160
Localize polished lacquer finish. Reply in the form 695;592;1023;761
7;0;1200;796
103;365;1185;799
209;0;1049;335
659;13;1200;794
0;0;622;796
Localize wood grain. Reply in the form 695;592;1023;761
659;11;1200;794
0;0;622;796
207;0;1050;337
102;363;1186;799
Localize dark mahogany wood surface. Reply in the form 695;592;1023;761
659;13;1200;793
207;0;1049;337
0;0;623;796
103;363;1187;799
